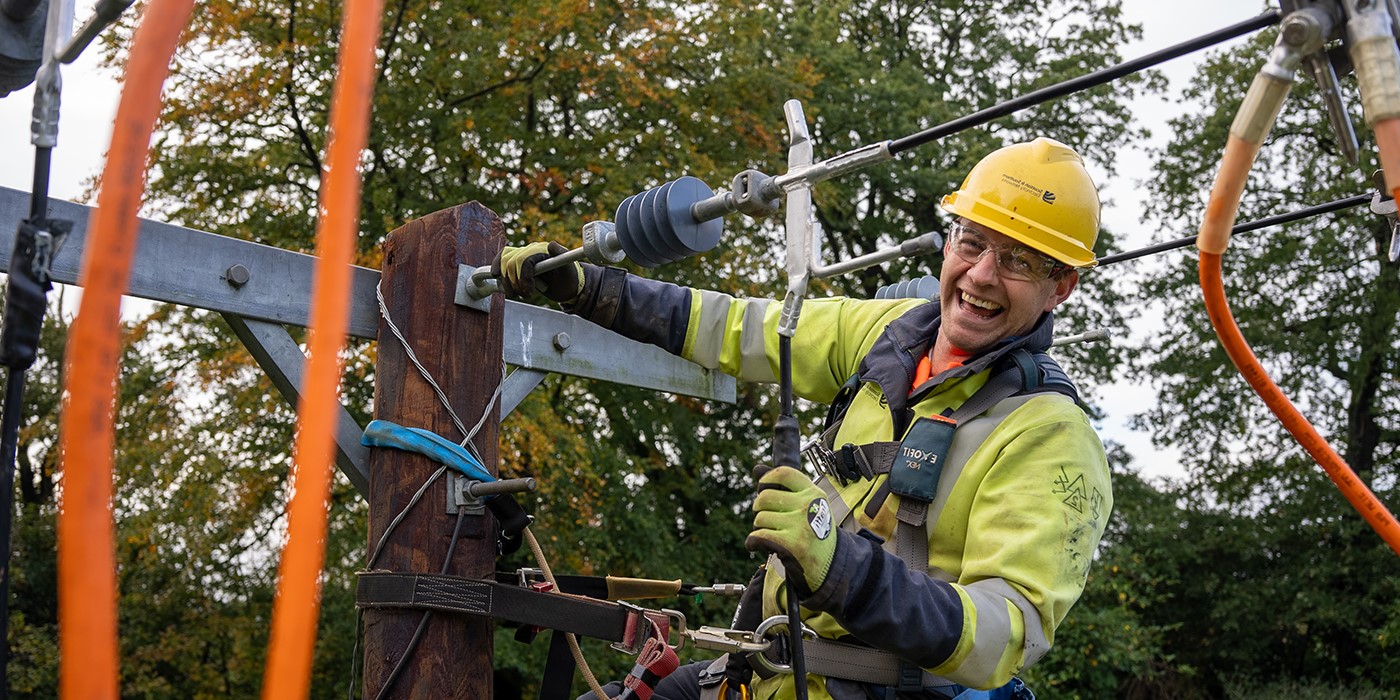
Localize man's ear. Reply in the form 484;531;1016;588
1043;270;1079;311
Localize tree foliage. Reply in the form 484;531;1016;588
1119;31;1400;697
31;1;1382;698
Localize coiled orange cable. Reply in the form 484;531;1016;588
259;0;385;696
54;0;194;696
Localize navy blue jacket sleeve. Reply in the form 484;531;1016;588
804;529;964;668
568;265;692;356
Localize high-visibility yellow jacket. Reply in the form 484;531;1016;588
569;268;1113;699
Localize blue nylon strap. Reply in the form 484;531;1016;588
361;419;494;484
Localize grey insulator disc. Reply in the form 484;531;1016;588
915;275;940;301
643;181;693;262
876;275;941;302
638;183;684;264
617;193;663;268
661;176;723;255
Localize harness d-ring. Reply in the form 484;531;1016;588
750;615;818;676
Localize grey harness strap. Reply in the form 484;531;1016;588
779;350;1079;692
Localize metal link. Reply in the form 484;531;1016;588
749;615;819;676
684;626;773;656
691;583;746;596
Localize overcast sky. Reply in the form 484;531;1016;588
0;0;1277;481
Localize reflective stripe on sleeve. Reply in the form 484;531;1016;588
974;577;1050;667
686;289;732;369
949;578;1039;687
731;297;775;382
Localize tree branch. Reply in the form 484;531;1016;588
445;45;555;110
283;0;323;175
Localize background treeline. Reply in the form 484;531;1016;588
4;1;1397;698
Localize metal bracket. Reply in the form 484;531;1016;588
1370;171;1400;262
446;473;487;515
224;314;371;496
455;264;495;312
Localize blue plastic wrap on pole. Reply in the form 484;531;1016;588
361;419;494;486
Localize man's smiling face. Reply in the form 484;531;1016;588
937;219;1078;355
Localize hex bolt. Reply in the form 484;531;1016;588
225;264;250;288
552;332;571;351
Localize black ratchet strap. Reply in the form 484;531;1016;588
356;571;659;646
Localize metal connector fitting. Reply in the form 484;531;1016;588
580;220;625;264
729;170;781;218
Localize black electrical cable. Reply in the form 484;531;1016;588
30;147;51;222
1096;193;1373;266
887;11;1283;156
373;507;469;700
1;142;57;698
769;336;808;700
0;369;28;689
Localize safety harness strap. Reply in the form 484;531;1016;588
540;631;578;700
809;349;1077;573
356;571;638;644
781;637;954;688
618;636;681;700
894;498;930;570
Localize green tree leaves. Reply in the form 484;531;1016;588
32;2;1394;698
1122;31;1400;696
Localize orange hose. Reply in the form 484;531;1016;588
54;0;193;697
1199;254;1400;556
1194;68;1400;557
1373;117;1400;196
259;0;385;695
1196;135;1261;255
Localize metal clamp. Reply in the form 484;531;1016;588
447;473;487;515
456;264;496;311
1370;171;1400;262
685;626;773;656
516;567;545;587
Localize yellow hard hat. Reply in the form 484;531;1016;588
940;137;1101;268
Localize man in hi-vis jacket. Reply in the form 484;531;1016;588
497;138;1112;700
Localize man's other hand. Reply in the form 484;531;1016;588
493;241;584;303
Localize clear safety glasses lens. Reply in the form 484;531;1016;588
947;223;1065;281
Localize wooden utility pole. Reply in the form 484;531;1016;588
364;202;504;698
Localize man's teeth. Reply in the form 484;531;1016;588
961;292;1002;311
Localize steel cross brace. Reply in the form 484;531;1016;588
0;186;736;497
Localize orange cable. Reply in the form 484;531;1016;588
259;0;385;695
1198;254;1400;555
54;0;194;696
1197;130;1400;557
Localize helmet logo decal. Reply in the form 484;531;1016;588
999;173;1052;203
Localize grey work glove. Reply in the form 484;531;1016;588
492;241;584;304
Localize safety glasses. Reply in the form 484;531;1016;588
946;221;1069;281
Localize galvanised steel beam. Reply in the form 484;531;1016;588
0;185;736;403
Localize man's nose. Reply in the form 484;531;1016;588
967;251;1002;284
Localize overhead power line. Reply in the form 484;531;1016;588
1097;193;1374;267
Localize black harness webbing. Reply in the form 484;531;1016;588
356;571;633;643
541;631;577;700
